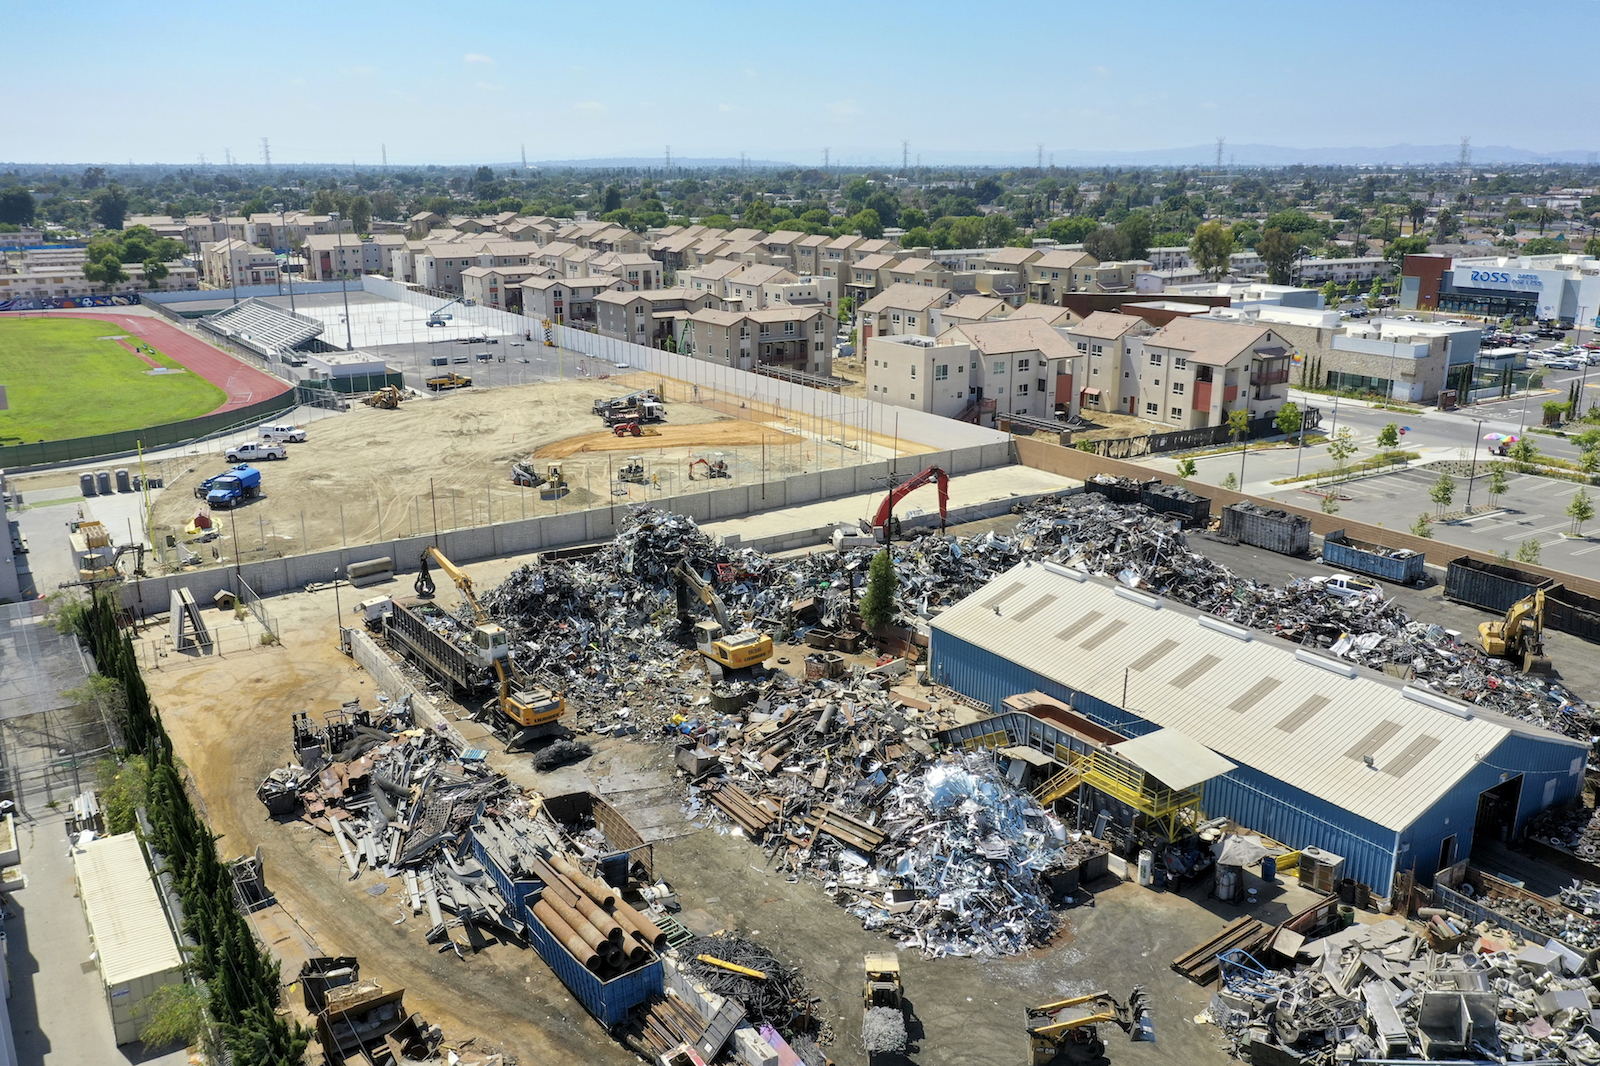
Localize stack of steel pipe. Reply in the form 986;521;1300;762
527;852;657;979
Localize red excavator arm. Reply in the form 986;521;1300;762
871;466;948;538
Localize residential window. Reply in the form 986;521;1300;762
1092;367;1099;375
1149;353;1162;366
910;366;917;378
1076;341;1088;352
1091;343;1103;354
1017;383;1029;395
992;361;1005;374
1174;356;1188;370
1017;358;1030;371
1146;401;1159;415
907;316;917;327
910;392;915;400
935;364;948;381
892;313;901;323
971;360;978;370
1171;407;1182;418
997;386;1006;395
1172;381;1185;395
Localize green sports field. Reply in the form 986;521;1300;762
0;318;225;444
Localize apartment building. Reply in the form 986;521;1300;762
723;265;797;310
595;287;717;346
520;275;626;325
981;246;1044;274
682;259;748;301
844;253;901;305
934;294;1011;332
299;233;407;281
1025;250;1097;304
589;252;663;291
886;257;950;289
412;240;535;292
859;283;954;339
0;258;197;301
765;274;838;312
675;305;834;374
1064;312;1151;416
760;230;804;272
864;335;967;417
793;234;829;276
461;263;558;310
201;239;279;288
820;235;865;278
1135;317;1294;429
867;318;1079;424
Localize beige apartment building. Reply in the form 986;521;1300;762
1025;250;1097;305
520;275;626;325
860;283;955;339
1135;317;1294;429
201;239;279;288
1065;312;1151;416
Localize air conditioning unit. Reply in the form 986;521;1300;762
1297;846;1346;894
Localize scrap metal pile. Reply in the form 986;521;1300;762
678;935;820;1035
1530;805;1600;863
1205;918;1600;1065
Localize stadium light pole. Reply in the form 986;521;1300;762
275;203;296;316
330;211;354;350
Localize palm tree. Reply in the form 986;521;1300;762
1533;205;1557;234
1407;200;1427;234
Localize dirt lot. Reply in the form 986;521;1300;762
535;420;801;460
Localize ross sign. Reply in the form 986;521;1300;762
1461;268;1544;290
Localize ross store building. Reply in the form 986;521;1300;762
1402;253;1600;325
928;562;1586;892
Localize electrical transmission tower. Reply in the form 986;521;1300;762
1459;136;1472;181
1216;137;1225;172
665;145;671;169
382;144;388;168
902;140;909;175
823;147;829;170
260;137;271;170
1037;144;1044;170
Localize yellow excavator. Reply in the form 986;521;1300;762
417;546;566;749
673;565;773;678
1479;588;1553;674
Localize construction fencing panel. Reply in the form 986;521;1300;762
236;575;278;642
360;277;1009;452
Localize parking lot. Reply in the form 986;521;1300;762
1326;465;1600;581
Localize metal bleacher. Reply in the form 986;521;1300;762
200;297;324;358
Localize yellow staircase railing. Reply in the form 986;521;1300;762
1034;755;1085;805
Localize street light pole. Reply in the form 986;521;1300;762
330;211;354;350
1465;418;1485;513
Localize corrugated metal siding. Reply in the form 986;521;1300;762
933;629;1401;889
73;833;183;987
928;563;1585;831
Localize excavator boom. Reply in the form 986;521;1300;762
871;466;949;539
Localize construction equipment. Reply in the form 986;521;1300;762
863;952;902;1011
618;456;648;484
425;372;472;391
611;422;661;438
541;463;568;498
426;295;465;326
511;461;546;488
688;456;730;480
673;565;773;679
861;952;907;1056
593;388;663;416
1026;988;1149;1065
601;401;663;426
873;465;948;542
1479;588;1553;674
414;547;566;749
364;385;405;409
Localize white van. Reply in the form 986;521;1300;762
259;423;307;443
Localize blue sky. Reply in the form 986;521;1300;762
5;0;1599;165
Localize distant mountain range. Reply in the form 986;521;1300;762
532;143;1599;169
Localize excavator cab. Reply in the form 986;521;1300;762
471;623;510;666
1479;589;1553;674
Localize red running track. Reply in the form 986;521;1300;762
0;309;292;414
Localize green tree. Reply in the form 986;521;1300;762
1386;235;1430;260
1586;236;1600;259
1227;407;1252;486
1580;447;1600;477
1221;472;1238;490
859;548;897;630
1327;426;1358;478
82;253;127;291
1568;488;1595;536
135;981;210;1050
1365;276;1384;308
602;185;623;213
1515;538;1542;564
852;208;883;239
1116;210;1153;259
141;257;168;290
1175;457;1197;482
92;183;129;229
370;189;401;220
348;194;372;234
1508;438;1539;472
0;188;35;226
1189;221;1235;279
1256;226;1298;284
1429;472;1455;515
1411;513;1434;538
1320;492;1340;515
1082;226;1129;261
1320;280;1340;307
1487;461;1510;506
310;188;336;215
1376;422;1400;449
1407;199;1427;234
1274;400;1302;441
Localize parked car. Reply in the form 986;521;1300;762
1310;574;1382;602
1544;357;1582;370
224;440;287;462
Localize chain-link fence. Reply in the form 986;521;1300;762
236;575;277;642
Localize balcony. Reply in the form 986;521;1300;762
1191;380;1213;411
1250;365;1290;387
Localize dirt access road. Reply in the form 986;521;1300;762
139;587;635;1065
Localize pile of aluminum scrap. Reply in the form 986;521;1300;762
1560;880;1600;917
1206;917;1600;1064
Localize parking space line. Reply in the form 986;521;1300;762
1500;519;1561;540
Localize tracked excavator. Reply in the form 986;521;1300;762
673;564;773;679
833;465;950;549
1479;588;1553;674
1026;988;1150;1064
415;546;565;749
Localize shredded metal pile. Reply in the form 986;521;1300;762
679;934;817;1034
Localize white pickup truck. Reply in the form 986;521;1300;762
225;440;287;463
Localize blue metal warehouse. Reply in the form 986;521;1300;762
928;561;1587;892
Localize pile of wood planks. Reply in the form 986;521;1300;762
703;781;780;839
802;804;885;852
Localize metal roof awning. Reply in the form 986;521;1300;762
998;745;1057;767
1109;729;1235;791
1082;387;1101;397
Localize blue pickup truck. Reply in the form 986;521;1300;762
205;466;262;509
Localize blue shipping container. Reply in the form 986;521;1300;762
1321;530;1426;584
524;887;662;1027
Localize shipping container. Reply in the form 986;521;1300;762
541;791;654;884
1139;483;1211;526
1221;503;1311;556
1546;584;1600;643
1443;557;1554;615
385;600;486;693
524;886;662;1027
74;834;185;1044
1320;529;1426;585
1085;474;1158;505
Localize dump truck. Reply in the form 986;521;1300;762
425;372;473;391
205;466;262;509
